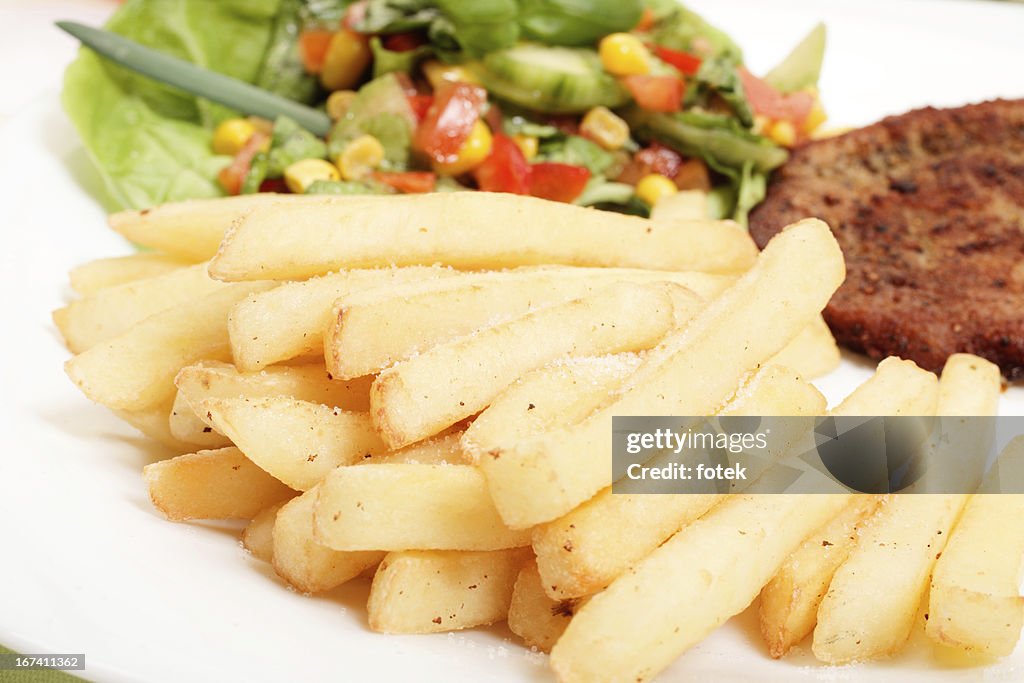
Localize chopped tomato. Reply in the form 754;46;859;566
634;7;656;32
342;1;368;31
394;72;418;97
372;171;436;194
258;178;288;193
622;75;684;113
298;30;334;74
650;45;702;76
738;68;814;126
407;94;434;123
483;101;504;133
545;115;579;136
528;163;591;203
383;32;426;52
673;158;711;191
473;134;530;195
616;142;683;185
218;131;269;195
414;82;487;164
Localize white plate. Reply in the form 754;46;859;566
1;1;1023;681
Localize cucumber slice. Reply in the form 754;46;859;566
476;44;629;114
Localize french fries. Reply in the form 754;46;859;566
532;364;826;601
649;190;709;222
208;192;758;280
112;396;193;452
327;268;733;379
549;494;852;683
109;194;308;261
507;560;578;652
367;548;530;633
170;361;371;447
68;252;192;295
313;464;531;551
768;315;840;380
54;264;228;353
201;398;385;490
65;283;272;411
272;487;384;593
480;219;845;529
228;266;458;371
371;282;694;448
243;502;288;563
927;440;1024;656
143;447;294;521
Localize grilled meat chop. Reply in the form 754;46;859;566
750;99;1024;379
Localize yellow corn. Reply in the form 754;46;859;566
767;119;797;147
803;94;827;133
321;30;372;91
422;60;478;89
752;115;771;136
433;120;493;176
580;106;630;150
326;90;358;120
284;158;340;194
335;135;386;180
599;33;650;76
513;134;538;160
636;174;678;206
212;118;257;156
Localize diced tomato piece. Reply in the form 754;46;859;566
634;7;656;32
258;178;288;193
414;82;487;164
673;158;711;191
407;94;434;123
738;68;814;126
394;72;419;98
298;30;334;74
651;45;702;76
372;171;436;194
545;115;579;136
473;134;531;195
623;75;684;113
483;102;504;134
383;32;426;52
616;142;683;185
218;132;269;195
527;163;591;203
342;1;368;31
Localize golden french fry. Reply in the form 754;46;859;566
314;464;532;551
367;548;530;634
327;267;733;379
54;264;227;354
371;282;695;449
69;252;193;295
109;194;311;261
201;397;385;490
65;283;272;411
768;315;840;380
243;501;290;563
112;396;194;453
533;364;826;601
936;353;1002;417
649;190;709;222
170;361;371;447
272;487;384;593
143;447;294;521
228;266;458;371
480;218;845;529
549;494;852;683
507;560;579;652
208;192;757;281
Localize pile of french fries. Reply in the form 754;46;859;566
55;191;1022;681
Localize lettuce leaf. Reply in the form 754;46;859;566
62;0;285;209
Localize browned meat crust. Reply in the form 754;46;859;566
750;99;1024;380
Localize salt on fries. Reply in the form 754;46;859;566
56;192;1018;681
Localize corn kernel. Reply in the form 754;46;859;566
326;90;358;120
599;33;651;76
212;118;257;156
433;120;493;176
752;115;771;136
335;134;386;180
321;30;372;91
767;119;797;147
803;95;827;133
636;173;678;206
580;106;630;150
513;134;538;160
422;60;478;89
284;158;340;194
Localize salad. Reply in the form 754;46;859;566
63;0;827;224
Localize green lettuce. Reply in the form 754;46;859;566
62;0;287;209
